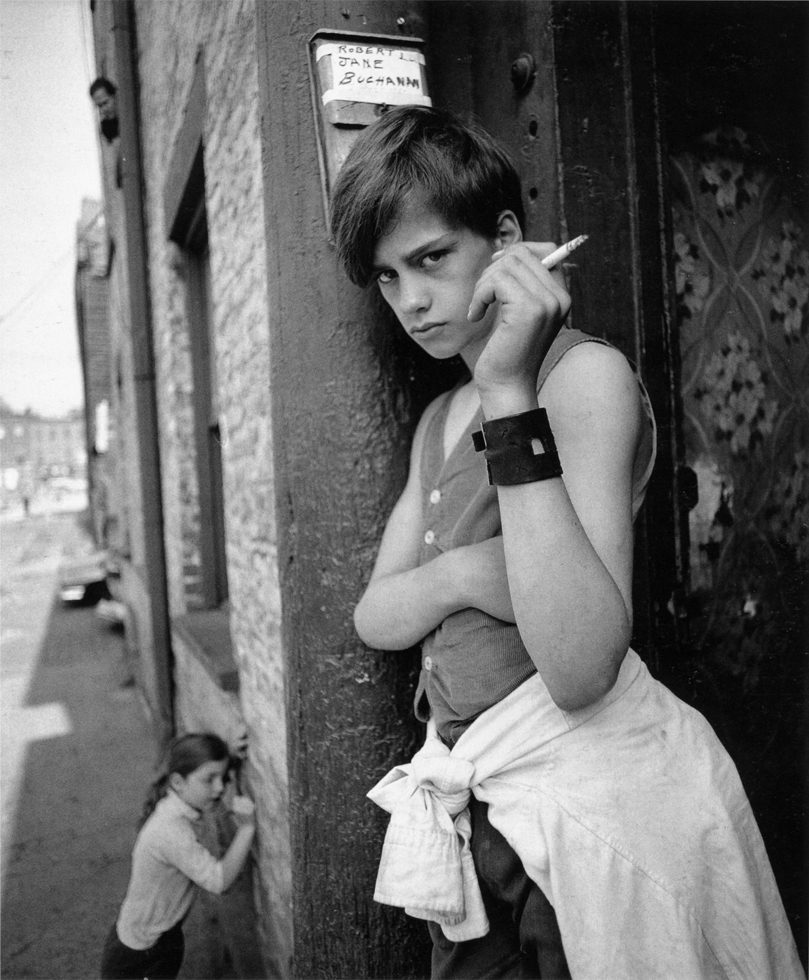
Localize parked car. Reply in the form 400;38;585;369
58;551;111;605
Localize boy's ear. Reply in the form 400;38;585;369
494;210;523;247
168;772;185;793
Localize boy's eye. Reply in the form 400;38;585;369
420;250;447;269
376;269;396;286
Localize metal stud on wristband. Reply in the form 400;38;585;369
472;407;563;486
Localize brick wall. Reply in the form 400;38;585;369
90;0;175;748
131;1;291;972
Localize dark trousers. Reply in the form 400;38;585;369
429;798;570;979
100;921;184;980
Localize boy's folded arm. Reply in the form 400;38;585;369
355;551;472;649
452;536;515;622
356;538;515;648
354;396;483;649
488;343;642;711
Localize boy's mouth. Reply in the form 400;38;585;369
411;321;444;337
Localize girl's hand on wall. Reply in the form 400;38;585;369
229;794;256;828
469;243;571;414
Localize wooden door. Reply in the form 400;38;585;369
654;1;808;958
426;1;684;667
428;0;807;955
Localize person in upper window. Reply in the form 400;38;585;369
89;77;119;144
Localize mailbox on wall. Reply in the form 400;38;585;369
308;29;431;228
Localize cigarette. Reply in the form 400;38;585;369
541;234;589;269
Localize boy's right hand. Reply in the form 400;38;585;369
469;242;571;418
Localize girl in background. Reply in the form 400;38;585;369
100;732;255;980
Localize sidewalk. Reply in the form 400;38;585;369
1;512;266;979
1;512;159;979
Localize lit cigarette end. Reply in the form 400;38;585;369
542;234;589;269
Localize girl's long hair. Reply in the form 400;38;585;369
139;732;230;828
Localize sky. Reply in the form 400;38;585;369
0;0;101;418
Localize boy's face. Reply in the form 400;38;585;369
371;197;501;367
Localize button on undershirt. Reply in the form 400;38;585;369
429;489;441;504
423;656;433;671
424;529;435;545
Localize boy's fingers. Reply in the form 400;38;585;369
467;282;496;321
470;253;531;320
468;261;500;320
470;240;572;323
501;246;571;312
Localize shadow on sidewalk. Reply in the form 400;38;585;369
1;587;157;980
1;517;266;980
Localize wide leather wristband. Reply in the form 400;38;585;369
472;407;563;486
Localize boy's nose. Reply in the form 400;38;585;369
397;276;430;316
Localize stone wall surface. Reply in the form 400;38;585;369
132;0;290;973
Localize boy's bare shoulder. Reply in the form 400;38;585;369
543;339;637;398
541;340;643;438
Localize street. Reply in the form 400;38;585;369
1;510;156;979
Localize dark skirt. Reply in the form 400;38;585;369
100;921;184;980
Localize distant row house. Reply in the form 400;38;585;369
82;1;807;976
0;411;85;472
0;406;86;510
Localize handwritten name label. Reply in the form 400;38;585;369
316;42;430;107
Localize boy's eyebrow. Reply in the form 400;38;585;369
371;233;456;272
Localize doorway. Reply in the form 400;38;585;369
655;0;808;957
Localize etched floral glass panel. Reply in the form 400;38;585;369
670;126;807;690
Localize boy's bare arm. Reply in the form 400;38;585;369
354;495;460;649
488;343;641;711
354;401;452;649
356;526;516;650
451;537;515;622
471;243;641;710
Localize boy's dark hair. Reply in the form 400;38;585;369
331;106;525;287
89;76;117;98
